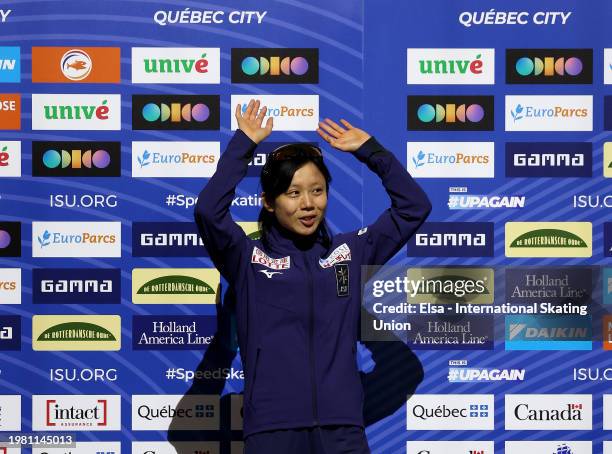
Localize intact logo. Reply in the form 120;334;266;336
132;47;220;84
407;48;495;85
132;141;219;178
407;222;494;257
231;48;318;83
231;94;319;131
32;395;121;431
406;394;494;430
31;94;121;130
448;193;525;210
0;94;20;130
605;142;612;178
0;141;20;177
0;316;20;350
506;142;592;177
33;268;121;304
32;315;121;351
32;442;121;454
407;96;494;131
505;315;592;351
132;316;216;350
132;268;220;305
131;395;219;430
505;222;592;258
0;395;21;431
132;95;220;130
505;394;592;430
32;47;120;83
131;442;220;454
506;49;592;84
0;268;20;304
32;222;121;258
407;142;494;178
505;95;592;132
406;267;494;304
132;222;207;257
0;222;20;257
32;141;121;177
0;47;20;82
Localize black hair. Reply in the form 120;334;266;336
258;146;332;252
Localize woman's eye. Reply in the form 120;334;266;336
313;188;323;194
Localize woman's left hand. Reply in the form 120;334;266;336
317;118;371;152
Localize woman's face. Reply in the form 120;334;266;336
264;162;328;236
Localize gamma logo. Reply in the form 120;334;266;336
0;47;20;82
0;222;20;257
31;94;121;130
407;48;494;85
32;395;121;431
506;49;592;84
407;96;494;131
505;143;592;178
0;141;20;177
0;316;21;350
32;141;121;177
407;222;494;257
132;95;220;130
131;47;220;84
505;222;592;258
0;94;20;130
132;268;220;304
231;48;318;83
132;222;207;257
33;268;121;305
32;315;121;351
32;47;120;83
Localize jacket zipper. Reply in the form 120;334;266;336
303;252;319;425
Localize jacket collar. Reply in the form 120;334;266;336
265;219;329;255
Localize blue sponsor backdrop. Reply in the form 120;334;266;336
0;0;610;453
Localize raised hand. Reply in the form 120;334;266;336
235;99;273;144
317;118;371;153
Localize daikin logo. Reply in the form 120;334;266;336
61;49;92;81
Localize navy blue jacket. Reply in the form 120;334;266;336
194;130;431;437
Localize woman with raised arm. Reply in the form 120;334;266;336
194;99;431;453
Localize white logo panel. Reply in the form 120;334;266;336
32;395;121;431
132;142;220;178
0;395;21;431
32;94;121;130
231;95;318;131
406;394;494;430
0;141;20;177
132;48;220;84
131;394;219;430
505;394;592;430
407;48;495;84
407;142;494;178
505;95;593;132
0;269;20;304
406;441;494;454
32;222;121;258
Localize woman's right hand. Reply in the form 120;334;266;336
235;99;273;144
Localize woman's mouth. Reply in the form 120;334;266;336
299;216;316;228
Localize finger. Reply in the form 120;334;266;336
318;121;342;139
235;103;242;120
265;116;273;131
256;105;267;125
339;119;354;129
316;128;333;143
244;99;255;118
324;118;347;133
250;100;260;121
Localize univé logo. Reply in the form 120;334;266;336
231;48;318;83
0;141;20;177
132;95;220;130
32;94;121;130
408;96;494;131
32;141;121;177
407;48;495;85
132;48;220;84
506;49;592;84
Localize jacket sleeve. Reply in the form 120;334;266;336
353;136;432;265
194;129;257;281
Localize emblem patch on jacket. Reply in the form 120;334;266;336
251;246;291;270
319;243;351;268
334;264;349;297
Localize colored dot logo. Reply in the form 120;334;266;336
42;149;111;169
241;56;309;76
142;103;210;123
0;229;11;249
60;49;93;81
515;57;583;77
417;103;485;123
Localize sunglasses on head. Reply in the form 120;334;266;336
267;143;323;162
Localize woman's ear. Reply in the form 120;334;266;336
262;192;274;213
